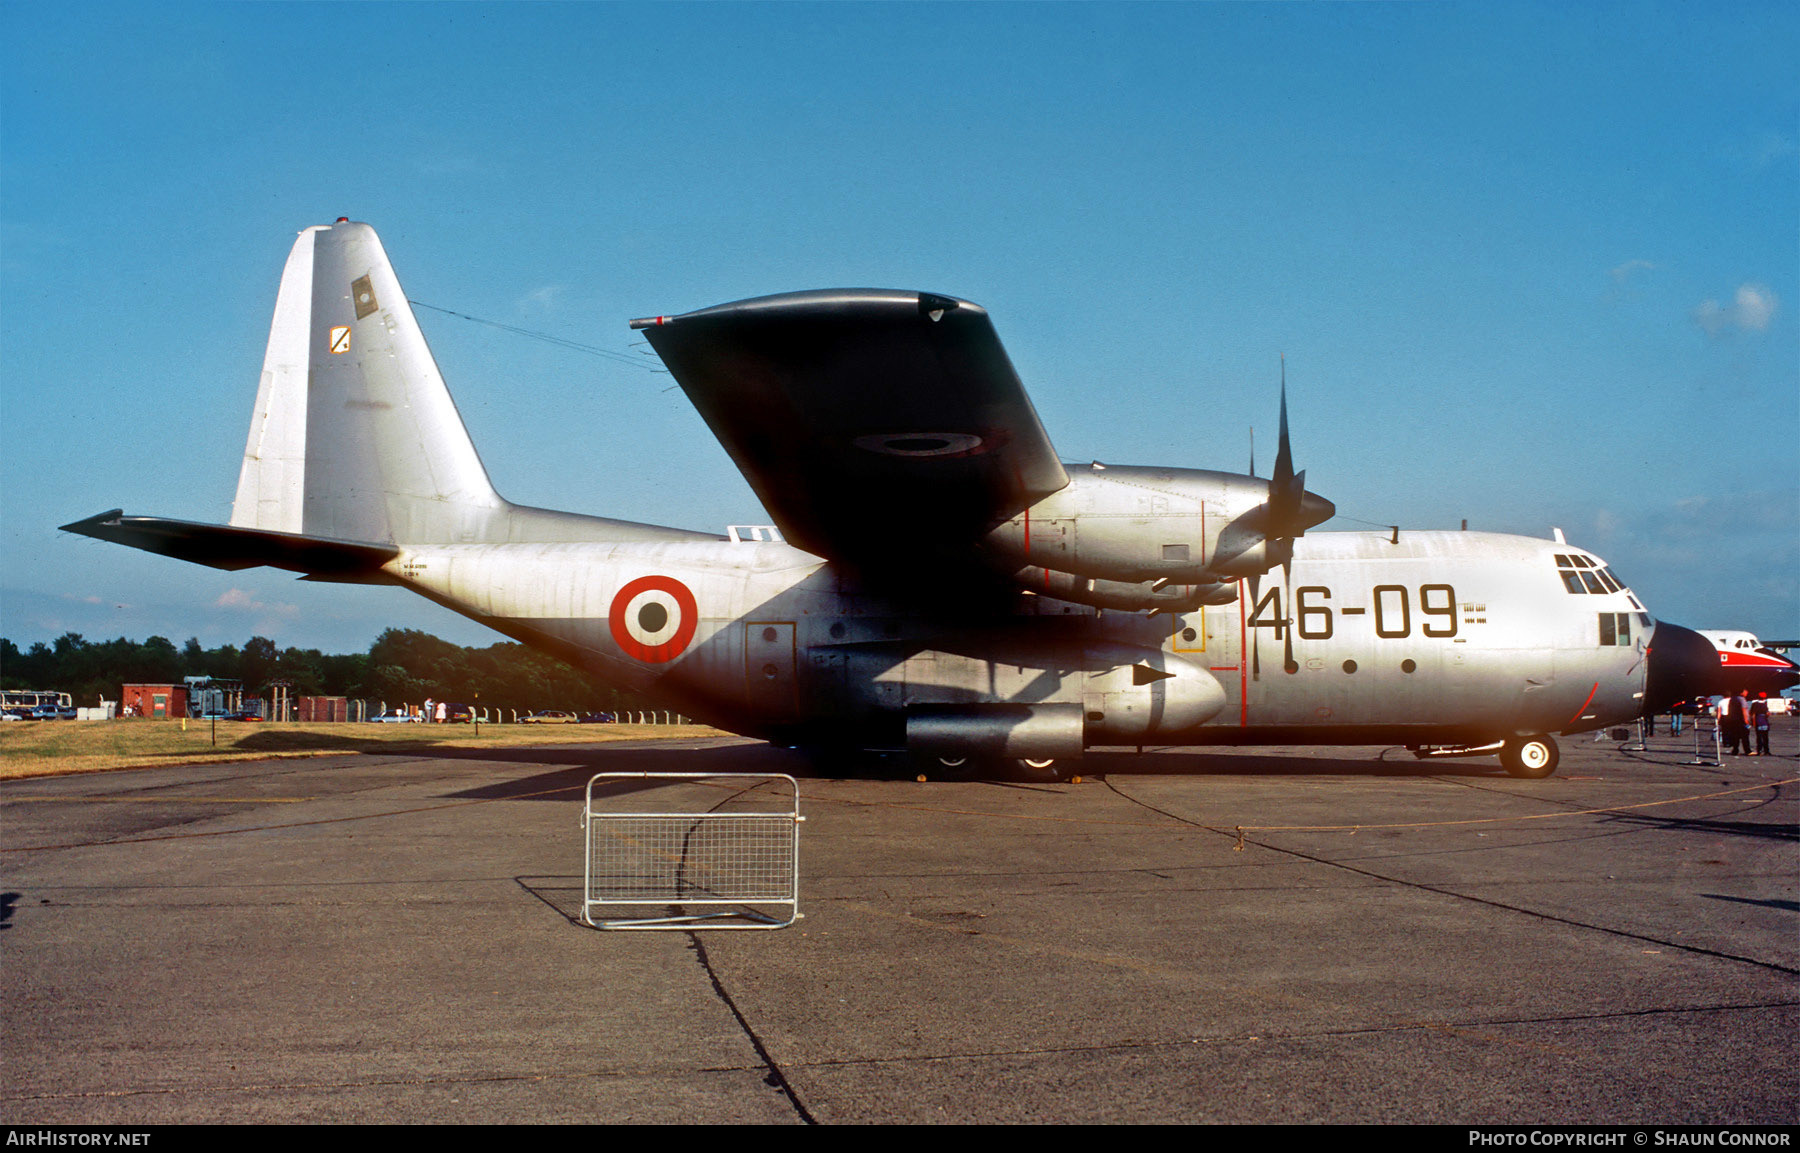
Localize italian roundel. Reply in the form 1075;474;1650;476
608;575;699;663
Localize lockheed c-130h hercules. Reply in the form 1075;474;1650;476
63;221;1724;779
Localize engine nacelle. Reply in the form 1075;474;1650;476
983;464;1271;585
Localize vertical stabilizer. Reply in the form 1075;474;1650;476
230;221;503;545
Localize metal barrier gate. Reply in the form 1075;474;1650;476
582;772;803;930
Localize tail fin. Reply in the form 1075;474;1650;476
231;222;503;545
65;222;713;576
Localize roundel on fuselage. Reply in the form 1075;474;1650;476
608;575;699;663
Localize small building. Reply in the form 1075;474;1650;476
122;684;188;719
297;696;350;722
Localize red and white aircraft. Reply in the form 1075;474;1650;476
1694;630;1800;698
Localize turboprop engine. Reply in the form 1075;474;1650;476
983;387;1334;612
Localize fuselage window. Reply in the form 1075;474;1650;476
1599;612;1631;646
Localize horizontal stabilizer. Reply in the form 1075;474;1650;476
61;510;398;579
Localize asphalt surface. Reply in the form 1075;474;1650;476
3;723;1796;1125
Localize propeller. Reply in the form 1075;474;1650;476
1216;362;1335;678
1212;362;1336;581
1270;365;1304;674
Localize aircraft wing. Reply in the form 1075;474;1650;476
634;290;1069;571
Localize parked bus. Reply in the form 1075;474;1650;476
2;689;75;719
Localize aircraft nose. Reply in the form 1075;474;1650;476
1643;621;1723;715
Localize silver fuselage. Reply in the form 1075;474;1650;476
386;528;1649;749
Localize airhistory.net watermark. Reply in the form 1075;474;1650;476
1468;1132;1791;1148
6;1134;150;1147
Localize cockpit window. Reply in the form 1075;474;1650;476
1557;554;1630;595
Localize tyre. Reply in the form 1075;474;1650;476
1500;735;1559;779
1011;757;1065;782
908;753;974;781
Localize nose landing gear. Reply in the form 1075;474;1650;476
1500;734;1559;779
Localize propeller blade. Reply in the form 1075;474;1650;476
1272;366;1294;492
1281;557;1298;675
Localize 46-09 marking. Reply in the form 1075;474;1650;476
1248;584;1460;641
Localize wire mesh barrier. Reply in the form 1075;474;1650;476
581;772;803;930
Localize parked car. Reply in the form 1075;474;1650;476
443;702;474;723
578;712;615;724
372;711;419;723
521;710;578;724
30;704;77;720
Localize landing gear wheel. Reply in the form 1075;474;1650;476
1500;735;1559;779
913;754;973;781
1011;757;1066;782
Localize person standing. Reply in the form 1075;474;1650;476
1750;692;1772;756
1724;690;1751;755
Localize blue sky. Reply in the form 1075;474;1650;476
3;1;1795;654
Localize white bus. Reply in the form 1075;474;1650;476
1;689;75;718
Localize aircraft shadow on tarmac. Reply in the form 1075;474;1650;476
1079;748;1511;778
431;740;1529;803
1700;893;1800;913
442;742;806;801
222;729;641;758
1604;810;1798;843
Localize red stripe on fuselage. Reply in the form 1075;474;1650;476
1565;681;1600;728
1719;651;1791;668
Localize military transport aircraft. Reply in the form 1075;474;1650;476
63;220;1722;779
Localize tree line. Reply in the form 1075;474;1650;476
0;629;656;716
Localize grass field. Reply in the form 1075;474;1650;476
0;719;725;780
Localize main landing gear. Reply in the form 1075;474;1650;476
923;755;1070;782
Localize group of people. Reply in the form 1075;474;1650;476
1718;690;1774;756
